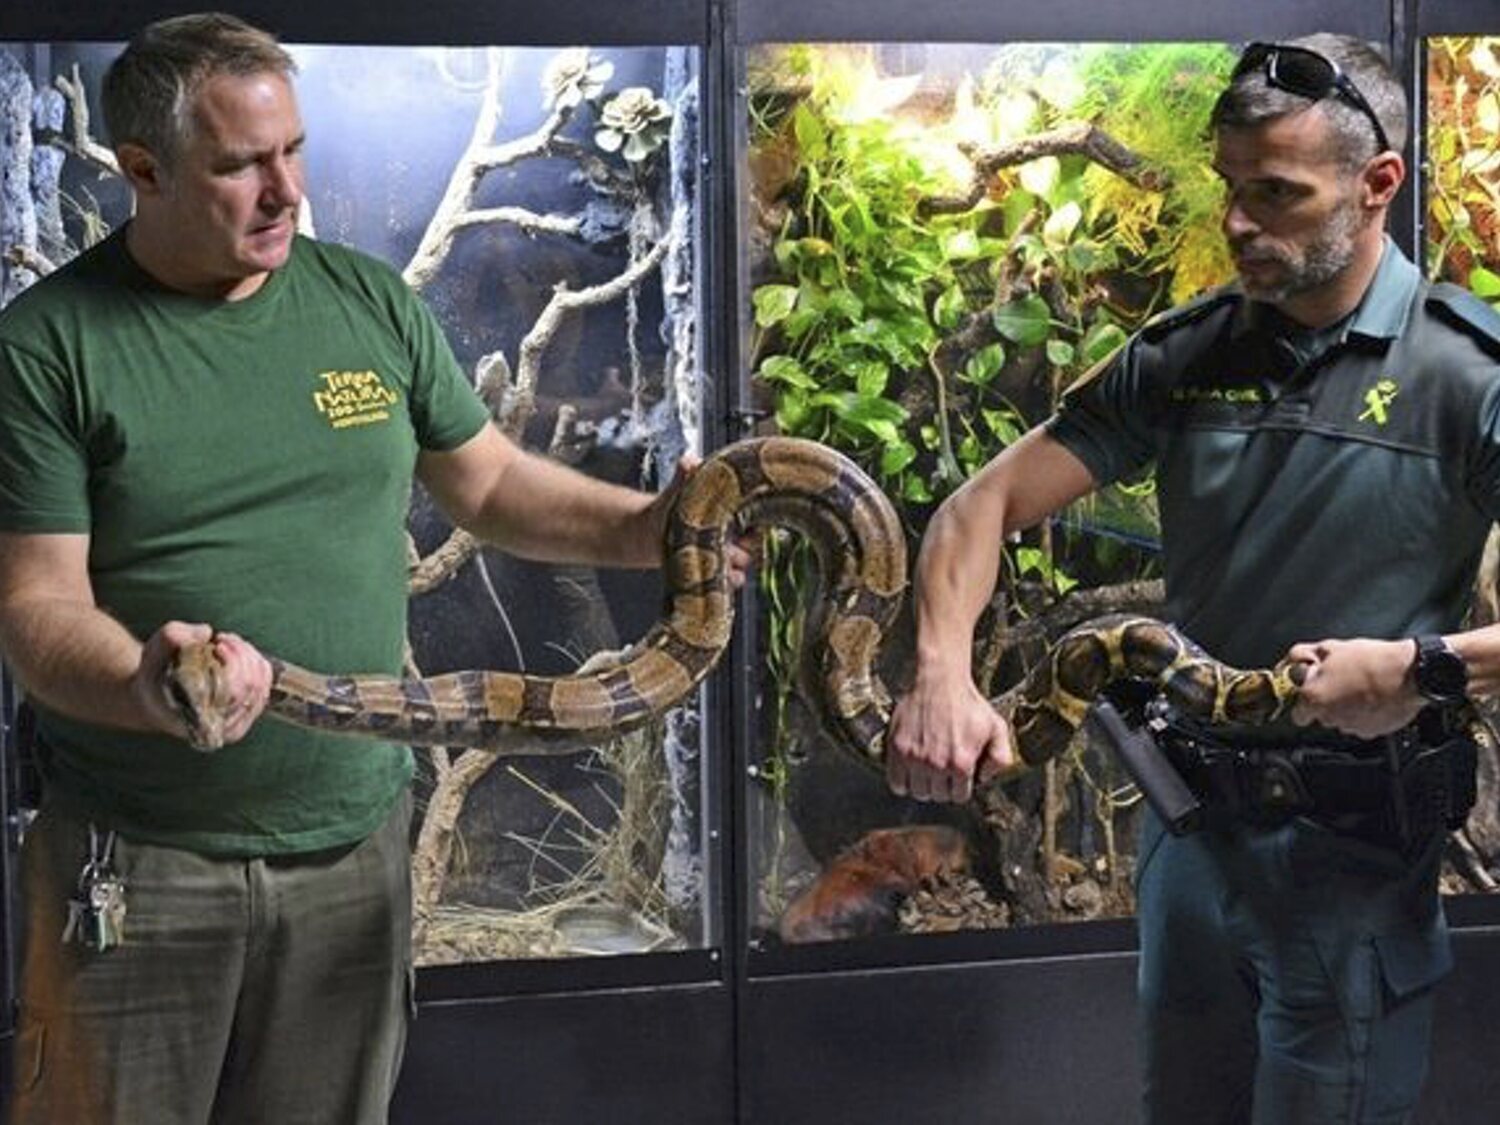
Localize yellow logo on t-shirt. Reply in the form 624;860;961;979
313;370;399;430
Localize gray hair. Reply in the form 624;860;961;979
1211;33;1407;169
102;12;296;169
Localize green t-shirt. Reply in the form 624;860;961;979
0;231;491;855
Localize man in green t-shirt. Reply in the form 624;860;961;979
887;34;1500;1123
0;14;743;1125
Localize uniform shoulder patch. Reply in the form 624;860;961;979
1138;286;1240;344
1426;283;1500;358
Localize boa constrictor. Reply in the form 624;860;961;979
165;435;1302;762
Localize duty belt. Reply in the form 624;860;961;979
1158;710;1477;854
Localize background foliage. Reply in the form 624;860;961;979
1427;37;1500;308
746;43;1237;645
742;43;1239;932
747;43;1233;538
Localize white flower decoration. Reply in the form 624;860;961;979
543;48;614;111
595;87;674;163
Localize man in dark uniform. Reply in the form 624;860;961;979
888;33;1500;1124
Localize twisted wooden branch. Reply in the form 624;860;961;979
52;65;118;176
919;123;1168;217
402;50;572;292
4;245;55;278
509;233;673;440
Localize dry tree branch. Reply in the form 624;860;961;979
507;233;673;440
404;48;661;594
412;741;503;930
919;123;1168;217
411;619;522;930
450;207;583;239
408;387;660;925
548;136;634;194
403;51;684;943
402;50;574;292
409;528;481;595
51;65;119;177
4;245;56;278
405;227;671;597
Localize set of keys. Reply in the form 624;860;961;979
62;825;127;952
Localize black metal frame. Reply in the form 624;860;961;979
5;1;1500;1121
735;0;1389;44
0;1;709;48
0;675;17;1051
1417;0;1500;36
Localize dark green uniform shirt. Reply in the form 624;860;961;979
1049;241;1500;671
0;231;491;855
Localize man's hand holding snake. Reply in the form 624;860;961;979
1287;636;1424;739
145;621;272;750
887;671;1018;804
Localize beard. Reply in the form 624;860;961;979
1231;192;1365;304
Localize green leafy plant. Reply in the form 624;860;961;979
1071;43;1237;304
743;46;1243;885
750;100;947;502
749;43;1234;545
745;44;1252;933
1426;37;1500;309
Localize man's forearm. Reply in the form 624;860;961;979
466;452;659;568
419;428;665;571
910;428;1099;683
0;596;155;731
910;500;1006;683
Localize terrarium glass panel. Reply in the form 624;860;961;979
746;36;1500;952
0;40;711;964
1425;35;1500;900
741;40;1240;948
1426;37;1500;311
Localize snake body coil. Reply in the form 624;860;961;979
166;436;1301;761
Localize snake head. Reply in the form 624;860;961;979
1265;657;1310;720
1278;658;1311;689
162;642;231;752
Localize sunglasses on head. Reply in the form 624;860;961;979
1231;41;1391;155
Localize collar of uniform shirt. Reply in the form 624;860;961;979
1227;236;1420;356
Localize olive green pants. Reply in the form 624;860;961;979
5;792;413;1125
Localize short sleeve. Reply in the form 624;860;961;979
0;340;92;532
1044;338;1158;488
395;283;491;453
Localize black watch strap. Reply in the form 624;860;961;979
1413;635;1468;705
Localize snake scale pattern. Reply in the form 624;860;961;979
165;435;1302;761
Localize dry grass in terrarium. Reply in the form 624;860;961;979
416;726;684;965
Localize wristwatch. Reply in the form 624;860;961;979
1412;635;1469;705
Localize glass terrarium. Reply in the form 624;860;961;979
740;36;1500;951
1425;33;1500;898
739;40;1236;949
0;39;713;965
1426;36;1500;311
